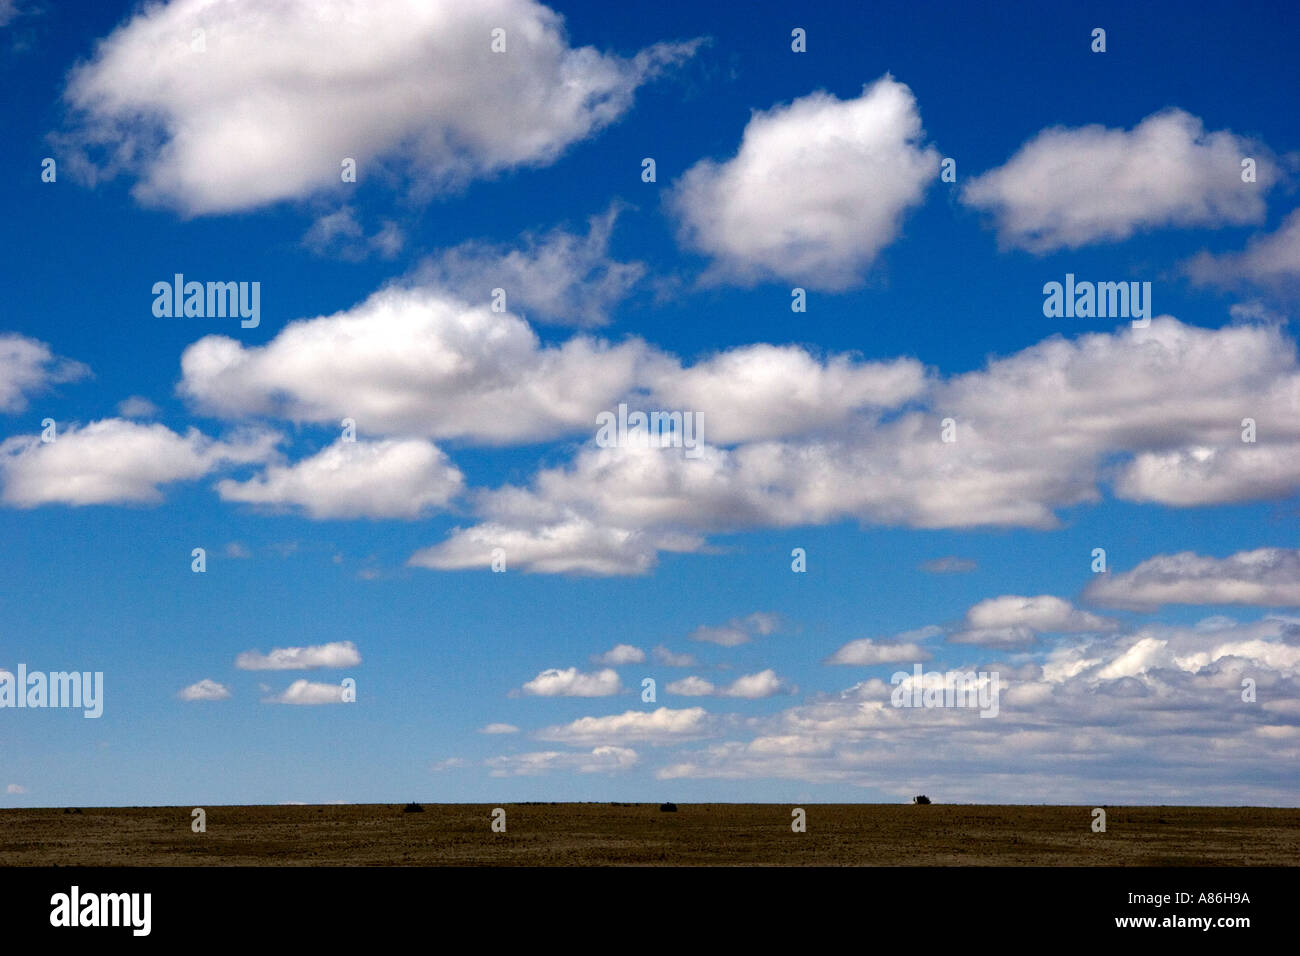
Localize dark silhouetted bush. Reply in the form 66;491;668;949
660;802;678;812
912;795;931;805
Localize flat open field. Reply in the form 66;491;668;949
2;804;1297;866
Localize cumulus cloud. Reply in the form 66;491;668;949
962;108;1273;252
406;316;1300;574
536;706;711;745
235;641;361;671
1085;548;1300;611
486;746;638;776
217;438;463;519
655;616;1300;804
666;676;715;696
177;678;231;701
520;666;622;697
410;517;705;576
647;345;926;444
826;627;940;665
179;286;653;444
670;75;939;287
720;669;794;699
653;645;698;667
0;419;276;507
57;0;700;214
964;595;1118;633
949;595;1116;647
691;612;781;647
0;333;88;413
263;680;350;705
593;644;645;665
415;205;644;327
1184;209;1300;291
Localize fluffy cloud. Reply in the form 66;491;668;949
177;679;231;701
415;206;644;327
949;595;1116;647
520;667;622;697
962;108;1273;252
655;616;1300;803
1084;548;1300;611
666;676;715;696
217;438;463;519
0;333;88;413
593;644;645;665
179;286;653;444
58;0;699;214
486;746;638;776
826;628;940;665
536;706;711;745
262;680;350;705
647;345;926;444
407;316;1300;574
1185;209;1300;291
670;75;939;287
0;419;276;507
720;669;794;699
235;641;361;671
964;595;1117;633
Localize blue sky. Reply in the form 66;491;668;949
1;0;1298;807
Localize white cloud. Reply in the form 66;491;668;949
962;108;1273;252
177;679;231;701
666;676;715;696
536;706;711;745
0;419;276;507
653;645;698;667
486;746;638;776
217;438;463;519
648;345;926;443
236;641;361;671
179;286;653;444
691;612;781;646
410;517;705;576
520;666;622;697
1085;548;1300;611
302;207;403;261
963;595;1117;633
415;205;644;327
5;783;26;794
1185;209;1300;290
720;669;793;699
826;628;939;665
478;723;520;735
263;680;349;705
58;0;700;214
115;395;159;419
593;644;645;665
653;616;1300;804
0;333;88;413
224;541;251;559
406;317;1300;574
670;75;938;287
